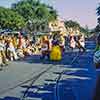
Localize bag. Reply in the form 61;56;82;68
50;45;62;61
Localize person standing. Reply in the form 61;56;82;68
59;35;65;52
18;32;22;49
40;36;50;60
0;38;8;66
76;34;86;52
70;36;76;50
7;38;18;61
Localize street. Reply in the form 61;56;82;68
0;40;97;100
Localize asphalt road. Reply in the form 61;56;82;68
0;40;98;100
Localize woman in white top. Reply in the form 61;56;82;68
7;39;18;61
70;36;76;50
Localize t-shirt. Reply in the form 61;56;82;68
41;40;49;51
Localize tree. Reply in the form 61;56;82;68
80;27;90;36
11;0;58;32
0;7;25;30
64;20;90;36
11;0;58;22
64;20;80;29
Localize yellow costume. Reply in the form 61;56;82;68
50;45;62;61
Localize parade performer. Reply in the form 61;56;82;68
70;36;76;50
50;35;62;61
76;35;86;52
40;36;50;60
59;35;65;52
7;39;18;61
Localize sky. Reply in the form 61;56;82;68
0;0;99;29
